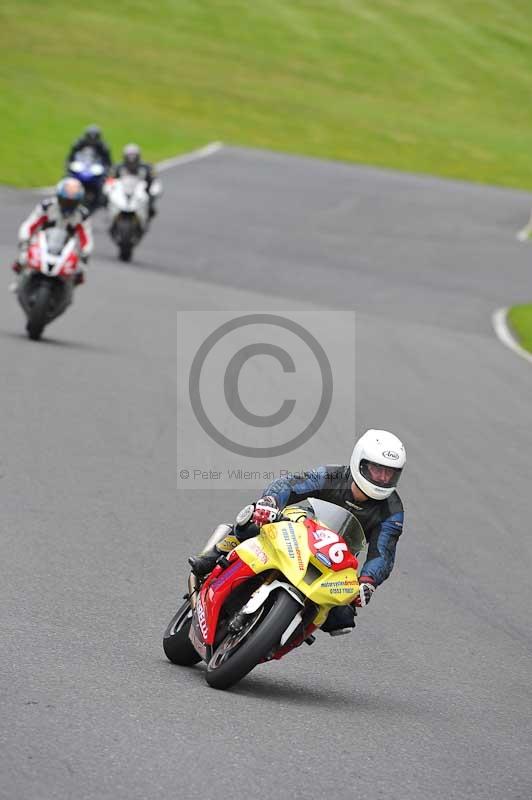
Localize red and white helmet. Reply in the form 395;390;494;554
350;429;406;500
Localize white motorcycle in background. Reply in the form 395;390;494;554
103;175;161;261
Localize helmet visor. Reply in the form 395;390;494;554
124;154;140;171
360;459;402;489
58;197;80;215
85;126;101;141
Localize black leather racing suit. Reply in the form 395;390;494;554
66;137;113;169
111;161;155;188
111;162;158;214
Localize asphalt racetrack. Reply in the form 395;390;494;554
1;147;531;799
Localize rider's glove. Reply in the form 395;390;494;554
354;577;376;608
252;496;279;527
12;248;27;272
17;245;28;268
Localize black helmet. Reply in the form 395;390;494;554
85;124;102;144
123;143;141;171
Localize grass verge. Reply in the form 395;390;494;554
507;306;532;354
2;1;532;187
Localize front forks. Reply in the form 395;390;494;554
187;572;200;609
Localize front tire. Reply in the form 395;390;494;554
206;590;301;690
163;600;201;666
119;243;133;262
26;283;51;340
113;216;138;262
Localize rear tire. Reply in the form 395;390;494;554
26;283;50;340
163;600;202;666
206;590;301;690
119;243;133;262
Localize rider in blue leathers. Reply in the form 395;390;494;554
190;430;406;635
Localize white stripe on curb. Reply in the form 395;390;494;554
492;307;532;365
35;141;224;194
156;141;223;172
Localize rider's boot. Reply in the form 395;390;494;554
188;524;241;577
321;605;357;636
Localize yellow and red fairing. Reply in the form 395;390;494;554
194;503;362;647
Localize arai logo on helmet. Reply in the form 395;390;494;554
382;450;399;460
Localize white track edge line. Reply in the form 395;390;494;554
156;141;223;171
34;141;224;194
492;307;532;365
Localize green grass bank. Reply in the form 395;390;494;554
2;1;532;187
507;306;532;353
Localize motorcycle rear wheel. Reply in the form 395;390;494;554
163;599;202;666
26;283;51;340
206;590;301;690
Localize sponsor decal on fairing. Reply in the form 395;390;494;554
196;598;209;640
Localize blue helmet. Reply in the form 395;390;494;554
56;177;85;216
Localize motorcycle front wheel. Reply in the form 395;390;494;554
113;216;138;262
26;283;51;340
119;243;133;262
206;590;301;690
163;599;202;666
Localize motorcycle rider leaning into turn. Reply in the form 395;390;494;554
111;143;160;218
190;429;406;636
12;178;93;285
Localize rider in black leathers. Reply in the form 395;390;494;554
66;124;113;171
111;143;159;217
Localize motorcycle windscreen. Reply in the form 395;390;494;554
75;146;98;164
121;175;142;193
46;227;69;255
304;498;366;554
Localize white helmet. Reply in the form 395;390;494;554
350;429;406;500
